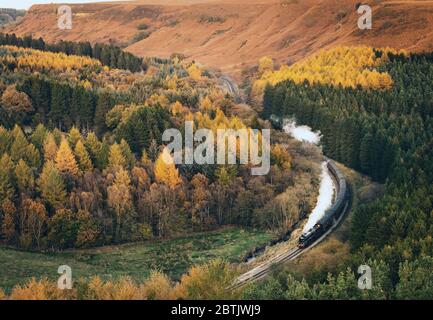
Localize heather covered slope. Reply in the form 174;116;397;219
5;0;433;77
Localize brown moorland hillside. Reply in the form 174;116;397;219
4;0;433;78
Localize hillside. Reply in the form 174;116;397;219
5;0;433;78
0;8;25;28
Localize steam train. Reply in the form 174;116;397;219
298;160;349;249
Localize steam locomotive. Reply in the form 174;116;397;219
298;160;348;249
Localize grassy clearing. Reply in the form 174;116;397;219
0;227;273;292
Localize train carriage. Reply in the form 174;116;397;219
298;161;348;249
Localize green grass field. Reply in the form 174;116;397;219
0;227;273;292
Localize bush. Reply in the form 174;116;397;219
137;23;149;30
132;31;151;43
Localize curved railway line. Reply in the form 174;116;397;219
230;160;352;290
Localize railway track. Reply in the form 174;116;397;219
229;163;352;290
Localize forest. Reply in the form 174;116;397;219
0;38;311;254
258;47;433;298
0;33;144;72
1;34;432;299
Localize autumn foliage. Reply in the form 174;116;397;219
252;46;405;102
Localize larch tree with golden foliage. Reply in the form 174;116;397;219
108;143;127;170
107;168;134;241
14;159;35;195
55;139;80;177
0;153;14;203
43;133;58;162
38;161;67;209
154;148;182;189
68;126;82;147
74;140;93;173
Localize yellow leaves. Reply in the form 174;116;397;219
8;278;64;300
2;259;237;300
199;96;215;113
0;45;101;74
258;56;274;75
174;259;239;300
271;144;292;170
74;140;93;172
43;133;58;162
139;271;177;300
187;63;202;81
85;276;138;300
171;101;188;116
107;168;133;217
108;143;127;170
194;108;246;133
154;148;182;189
55;139;80;177
254;46;403;97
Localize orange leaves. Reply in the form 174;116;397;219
8;278;64;300
0;259;239;300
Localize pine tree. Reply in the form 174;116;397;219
55;139;80;177
120;139;136;169
38;161;66;209
74;140;93;173
24;143;41;169
10;126;29;162
360;132;374;175
94;92;112;135
15;159;35;195
0;154;14;203
30;124;47;151
43;133;58;162
0;126;11;155
108;143;127;169
68;126;82;147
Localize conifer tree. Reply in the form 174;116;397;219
30;124;47;151
108;143;127;169
94;92;113;135
0;126;11;155
24;143;41;169
15;159;35;195
0;154;14;203
10;126;28;162
74;140;93;172
38;161;67;209
120;139;136;169
43;133;58;162
55;139;80;177
68;127;82;147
